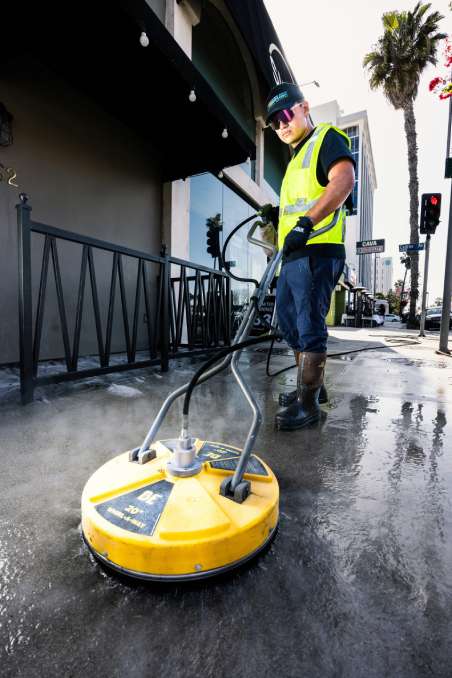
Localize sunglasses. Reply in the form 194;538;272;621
269;103;303;130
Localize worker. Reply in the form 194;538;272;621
262;82;355;431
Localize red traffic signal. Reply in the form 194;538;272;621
420;193;441;234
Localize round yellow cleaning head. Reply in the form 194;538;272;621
81;440;279;580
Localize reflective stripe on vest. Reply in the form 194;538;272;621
282;197;318;215
278;123;351;252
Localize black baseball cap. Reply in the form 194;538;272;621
265;82;305;124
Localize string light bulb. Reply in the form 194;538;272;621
222;128;228;139
139;31;149;47
189;89;196;102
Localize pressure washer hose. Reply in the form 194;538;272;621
218;212;422;384
220;214;260;287
179;211;278;420
182;334;276;417
265;336;422;378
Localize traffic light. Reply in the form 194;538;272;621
420;193;441;234
400;255;411;269
206;226;220;257
206;215;222;259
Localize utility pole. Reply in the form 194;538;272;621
439;89;452;353
399;255;410;321
419;234;431;337
373;253;377;296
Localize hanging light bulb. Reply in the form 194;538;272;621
246;156;251;164
218;171;224;179
222;128;228;139
189;89;196;103
139;31;149;47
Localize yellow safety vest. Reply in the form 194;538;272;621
278;123;351;253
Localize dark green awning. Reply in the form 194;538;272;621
2;0;256;181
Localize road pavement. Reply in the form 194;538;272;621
1;327;452;677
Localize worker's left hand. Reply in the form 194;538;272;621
283;216;314;256
259;204;279;226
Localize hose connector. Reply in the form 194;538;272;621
167;428;202;478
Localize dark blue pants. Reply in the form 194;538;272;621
276;256;344;353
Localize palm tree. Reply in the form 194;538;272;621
364;3;446;327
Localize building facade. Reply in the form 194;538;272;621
1;0;292;365
375;256;393;295
310;101;377;291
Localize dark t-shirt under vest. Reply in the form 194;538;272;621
285;127;355;260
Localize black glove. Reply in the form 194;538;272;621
259;203;279;227
283;216;314;256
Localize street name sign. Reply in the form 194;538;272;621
398;243;425;253
356;239;385;255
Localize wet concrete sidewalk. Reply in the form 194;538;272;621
1;329;452;677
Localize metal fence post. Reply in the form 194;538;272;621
226;274;232;343
160;245;170;372
16;193;34;404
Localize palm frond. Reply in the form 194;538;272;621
383;11;399;31
363;3;446;109
414;3;431;21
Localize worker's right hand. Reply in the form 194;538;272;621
259;204;279;226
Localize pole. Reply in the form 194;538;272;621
357;292;362;327
439;98;452;353
160;244;170;372
399;265;408;321
439;188;452;351
439;93;452;353
16;193;34;404
373;252;377;296
419;234;431;337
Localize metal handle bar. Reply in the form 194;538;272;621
246;221;277;256
227;248;283;490
133;248;282;464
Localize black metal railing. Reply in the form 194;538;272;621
16;195;231;403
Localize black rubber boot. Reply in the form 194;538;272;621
279;349;328;406
278;351;300;408
279;383;328;407
275;352;326;431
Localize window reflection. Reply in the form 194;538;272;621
190;173;267;306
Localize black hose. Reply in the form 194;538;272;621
264;337;422;378
265;337;296;377
220;214;260;287
182;334;276;416
177;212;272;420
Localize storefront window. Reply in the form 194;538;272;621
190;173;267;306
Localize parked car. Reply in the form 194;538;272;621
384;314;399;323
423;307;452;330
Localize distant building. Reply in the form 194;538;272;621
375;256;393;295
310;101;377;291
